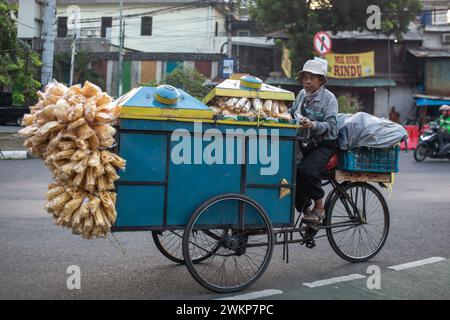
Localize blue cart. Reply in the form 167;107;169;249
113;84;392;293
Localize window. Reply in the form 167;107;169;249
101;17;112;38
141;16;153;36
237;30;250;37
215;21;218;37
57;17;68;37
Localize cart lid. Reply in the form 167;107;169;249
203;78;295;104
117;86;213;121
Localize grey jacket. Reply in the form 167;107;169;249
290;87;338;141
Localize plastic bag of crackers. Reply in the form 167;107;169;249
19;80;126;239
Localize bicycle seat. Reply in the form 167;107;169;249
325;153;339;171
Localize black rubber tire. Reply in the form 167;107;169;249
414;144;430;162
182;193;274;293
325;182;390;263
152;230;217;265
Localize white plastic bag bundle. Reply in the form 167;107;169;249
337;112;408;150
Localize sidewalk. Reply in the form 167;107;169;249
259;259;450;300
0;127;27;159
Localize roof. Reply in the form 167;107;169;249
231;36;275;48
331;27;423;42
266;30;289;40
266;77;397;88
266;23;423;42
414;93;450;106
408;47;450;58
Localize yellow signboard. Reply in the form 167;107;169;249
281;46;292;78
326;52;375;78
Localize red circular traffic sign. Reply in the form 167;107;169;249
313;31;332;56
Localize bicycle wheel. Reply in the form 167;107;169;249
325;182;390;263
152;230;218;264
182;194;274;293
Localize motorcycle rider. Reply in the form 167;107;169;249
438;105;450;156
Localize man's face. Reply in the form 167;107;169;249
301;72;323;93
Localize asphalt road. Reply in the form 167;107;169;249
0;152;449;300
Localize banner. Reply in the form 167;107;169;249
281;46;292;78
326;52;375;78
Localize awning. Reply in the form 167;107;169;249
408;48;450;58
413;93;450;106
266;77;396;87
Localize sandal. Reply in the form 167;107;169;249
302;209;326;224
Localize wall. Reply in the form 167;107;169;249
425;59;450;96
374;85;416;121
56;3;228;54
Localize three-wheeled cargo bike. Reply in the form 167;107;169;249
112;82;397;293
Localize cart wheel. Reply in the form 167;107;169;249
182;193;274;293
325;182;390;263
152;230;218;264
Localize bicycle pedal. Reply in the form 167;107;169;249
305;240;316;249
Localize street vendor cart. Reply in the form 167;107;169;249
112;78;397;293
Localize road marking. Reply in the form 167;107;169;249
216;289;283;300
0;151;28;160
303;274;366;288
388;257;446;271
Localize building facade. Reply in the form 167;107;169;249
52;0;275;97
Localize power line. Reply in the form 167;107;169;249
63;0;218;24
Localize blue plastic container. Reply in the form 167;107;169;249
338;146;400;173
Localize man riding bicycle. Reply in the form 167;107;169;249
290;60;338;223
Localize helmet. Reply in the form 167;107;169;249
439;105;450;112
296;60;327;83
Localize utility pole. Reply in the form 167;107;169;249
117;0;124;97
67;5;81;86
226;0;233;58
387;35;391;115
69;33;76;86
40;0;56;87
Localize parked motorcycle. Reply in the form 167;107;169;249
414;122;450;162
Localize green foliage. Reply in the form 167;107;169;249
140;80;159;87
248;0;422;72
161;66;210;99
337;94;363;114
53;50;105;89
0;1;42;105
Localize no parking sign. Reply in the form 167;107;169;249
314;31;332;56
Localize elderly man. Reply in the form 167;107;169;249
290;60;338;223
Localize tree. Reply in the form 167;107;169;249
337;94;363;114
0;1;41;105
247;0;422;72
53;50;105;89
161;66;210;99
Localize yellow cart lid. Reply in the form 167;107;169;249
203;78;296;104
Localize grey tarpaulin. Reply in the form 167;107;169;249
337;112;408;150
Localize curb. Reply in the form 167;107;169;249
0;150;34;160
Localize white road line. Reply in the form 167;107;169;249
303;274;366;288
388;257;446;271
216;289;283;300
0;151;28;160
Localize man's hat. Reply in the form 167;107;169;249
439;104;450;111
296;60;327;83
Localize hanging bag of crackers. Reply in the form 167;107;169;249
19;80;126;239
